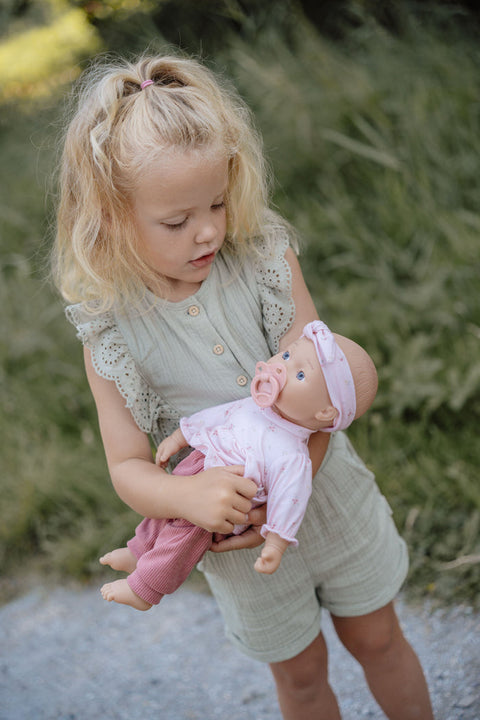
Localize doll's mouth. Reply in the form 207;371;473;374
250;362;287;408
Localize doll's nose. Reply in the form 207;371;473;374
250;362;287;408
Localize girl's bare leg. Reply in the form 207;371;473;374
100;578;152;611
269;632;341;720
99;547;137;573
332;602;434;720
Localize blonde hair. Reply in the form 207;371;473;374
53;52;290;310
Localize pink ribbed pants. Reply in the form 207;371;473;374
126;450;212;605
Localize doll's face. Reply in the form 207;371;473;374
252;336;337;430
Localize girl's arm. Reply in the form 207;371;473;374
84;347;257;534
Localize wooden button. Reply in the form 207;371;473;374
236;375;248;386
213;344;224;355
187;305;200;317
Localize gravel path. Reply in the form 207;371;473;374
0;583;478;720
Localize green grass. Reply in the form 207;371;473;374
1;6;479;606
226;11;480;605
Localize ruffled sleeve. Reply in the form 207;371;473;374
65;303;168;437
254;228;296;354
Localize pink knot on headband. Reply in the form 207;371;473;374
140;79;154;90
302;321;356;432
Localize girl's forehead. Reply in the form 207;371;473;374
132;147;229;208
137;144;229;186
148;142;227;170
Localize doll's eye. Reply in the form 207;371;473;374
282;351;290;360
296;370;306;381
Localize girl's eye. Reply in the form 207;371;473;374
296;370;306;381
282;351;290;360
164;218;188;231
212;201;225;211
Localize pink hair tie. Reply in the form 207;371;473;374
140;79;154;90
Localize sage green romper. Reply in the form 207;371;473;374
67;232;408;663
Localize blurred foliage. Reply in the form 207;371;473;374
225;11;480;605
0;0;101;102
0;1;479;606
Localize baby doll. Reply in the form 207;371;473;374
100;321;377;610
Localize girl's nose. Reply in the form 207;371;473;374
194;220;217;244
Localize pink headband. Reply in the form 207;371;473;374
140;79;154;90
302;321;356;432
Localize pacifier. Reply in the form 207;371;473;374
250;361;287;408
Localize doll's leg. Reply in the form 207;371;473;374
331;602;433;720
269;632;341;720
99;517;168;572
124;449;211;601
101;520;211;611
128;519;212;602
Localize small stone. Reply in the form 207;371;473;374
455;694;477;708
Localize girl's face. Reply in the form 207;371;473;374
132;147;229;301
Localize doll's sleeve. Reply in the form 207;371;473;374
261;451;313;546
179;400;239;454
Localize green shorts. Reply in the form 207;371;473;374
198;431;409;663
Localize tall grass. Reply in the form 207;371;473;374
1;7;479;605
227;12;480;604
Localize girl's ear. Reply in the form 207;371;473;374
314;406;338;428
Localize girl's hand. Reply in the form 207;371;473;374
211;504;267;552
179;466;258;535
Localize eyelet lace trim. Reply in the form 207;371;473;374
255;230;295;353
65;304;179;441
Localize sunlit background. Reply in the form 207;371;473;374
1;0;479;607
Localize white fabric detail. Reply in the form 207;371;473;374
65;304;178;441
255;231;295;354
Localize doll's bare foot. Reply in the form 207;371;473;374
101;579;152;611
99;547;137;573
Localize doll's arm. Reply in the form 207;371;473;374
155;428;188;467
254;532;289;574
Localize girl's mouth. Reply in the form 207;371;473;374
190;251;216;268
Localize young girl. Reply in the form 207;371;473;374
53;53;434;720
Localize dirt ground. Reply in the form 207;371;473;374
0;584;478;720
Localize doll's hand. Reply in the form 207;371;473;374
155;428;187;467
254;532;289;574
180;466;257;535
211;504;267;552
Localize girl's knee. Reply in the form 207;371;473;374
332;602;403;663
269;632;329;694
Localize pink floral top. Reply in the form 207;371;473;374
181;397;313;545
